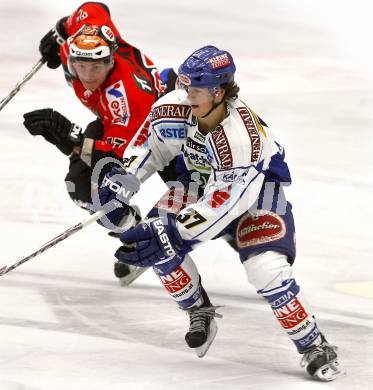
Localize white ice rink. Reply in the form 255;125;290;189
0;0;373;389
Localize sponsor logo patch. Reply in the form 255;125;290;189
153;219;176;259
186;137;206;153
222;169;249;186
151;104;191;121
272;297;308;329
269;290;296;309
208;53;231;69
210;125;233;168
296;327;321;348
194;130;205;143
236;211;286;248
132;72;152;93
287;319;312;336
101;25;115;42
106;81;130;126
101;176;132;200
236;107;261;162
158;266;192;293
159;127;187;138
183;147;209;168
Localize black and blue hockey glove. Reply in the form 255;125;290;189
115;214;192;274
96;167;140;228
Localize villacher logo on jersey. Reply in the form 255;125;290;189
236;212;286;248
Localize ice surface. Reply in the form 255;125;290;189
0;1;372;389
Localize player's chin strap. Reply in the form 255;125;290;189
201;99;225;118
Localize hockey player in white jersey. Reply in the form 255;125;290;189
95;45;343;381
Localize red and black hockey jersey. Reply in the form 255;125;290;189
59;2;164;162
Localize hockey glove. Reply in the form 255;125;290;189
39;17;68;69
23;108;83;155
115;214;192;274
95;167;140;228
64;153;92;206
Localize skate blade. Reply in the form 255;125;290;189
195;319;218;358
314;360;345;381
118;266;148;286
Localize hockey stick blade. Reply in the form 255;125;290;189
118;266;148;286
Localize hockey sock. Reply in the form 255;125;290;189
259;278;322;352
153;254;203;310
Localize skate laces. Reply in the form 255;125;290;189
187;306;223;333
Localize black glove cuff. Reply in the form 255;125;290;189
53;16;69;45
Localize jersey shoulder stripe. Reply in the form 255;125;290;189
235;105;263;163
150;104;191;122
209;124;233;169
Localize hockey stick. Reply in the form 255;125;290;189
0;210;105;277
0;57;46;112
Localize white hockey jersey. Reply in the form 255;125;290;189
122;90;288;244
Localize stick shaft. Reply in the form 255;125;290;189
0;210;105;277
0;58;46;112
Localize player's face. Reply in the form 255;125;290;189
186;87;216;118
73;60;111;90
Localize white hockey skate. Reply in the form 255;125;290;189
300;334;344;381
114;261;148;286
185;305;222;358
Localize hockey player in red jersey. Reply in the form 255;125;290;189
22;2;176;282
95;45;344;381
